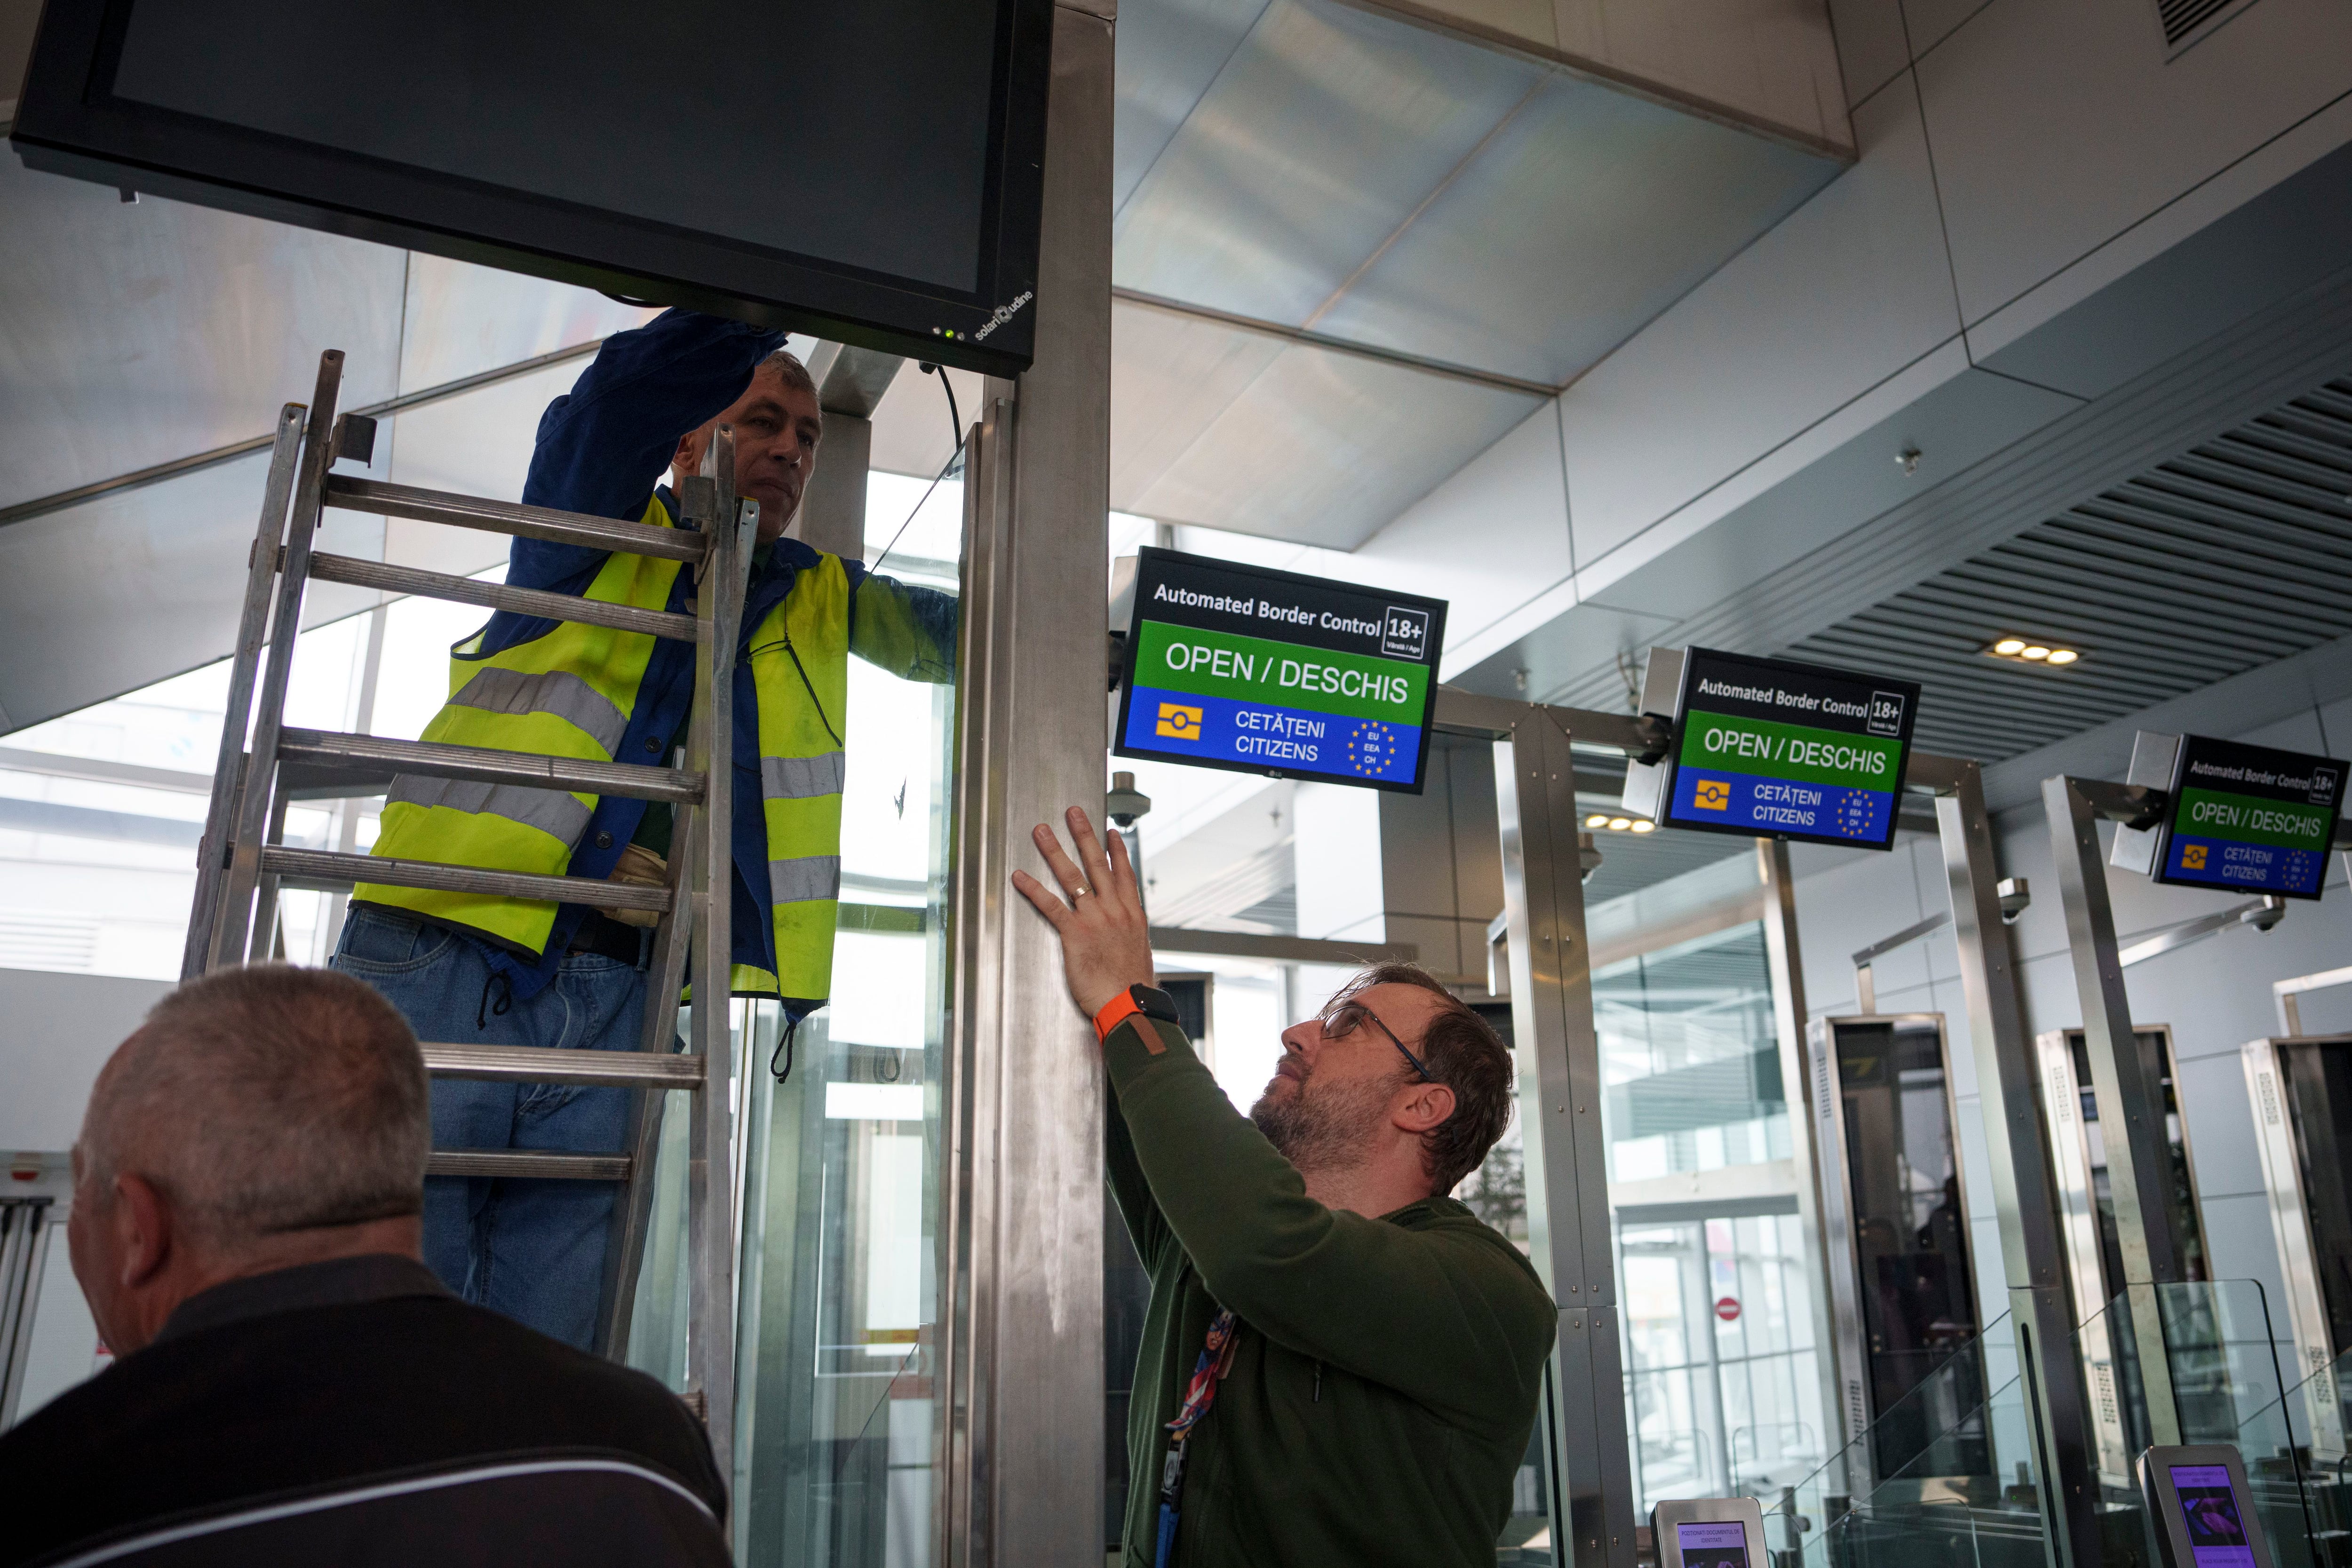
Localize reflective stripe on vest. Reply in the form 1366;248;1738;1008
356;496;855;1008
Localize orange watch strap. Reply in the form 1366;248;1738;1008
1093;988;1143;1042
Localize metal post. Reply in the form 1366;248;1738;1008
1494;704;1636;1568
687;428;755;1480
1918;757;2102;1568
937;5;1113;1562
1756;840;1846;1501
2042;775;2183;1447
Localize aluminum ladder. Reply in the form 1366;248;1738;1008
183;350;755;1471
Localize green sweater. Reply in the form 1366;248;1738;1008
1106;1014;1557;1568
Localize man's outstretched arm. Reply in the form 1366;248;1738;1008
510;310;785;592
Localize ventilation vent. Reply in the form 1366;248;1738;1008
2158;0;2259;51
0;910;102;973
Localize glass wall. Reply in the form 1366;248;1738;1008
1597;920;1825;1516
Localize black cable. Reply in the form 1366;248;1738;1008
871;367;968;577
598;288;663;308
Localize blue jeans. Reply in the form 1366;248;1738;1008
332;905;651;1350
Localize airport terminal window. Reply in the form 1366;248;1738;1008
1596;921;1822;1517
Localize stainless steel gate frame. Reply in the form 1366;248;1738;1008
1804;1010;1985;1496
1430;694;2098;1568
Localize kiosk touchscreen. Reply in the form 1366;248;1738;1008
2137;1446;2275;1568
1650;1497;1766;1568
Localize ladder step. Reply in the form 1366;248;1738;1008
421;1041;706;1089
259;845;670;914
427;1150;630;1181
303;552;701;644
327;475;708;565
279;729;704;804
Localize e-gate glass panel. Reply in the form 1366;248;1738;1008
2047;1028;2210;1298
2244;1035;2352;1404
1598;923;1825;1516
1810;1015;1984;1484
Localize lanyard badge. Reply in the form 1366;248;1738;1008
1154;1308;1238;1568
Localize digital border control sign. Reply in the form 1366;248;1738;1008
1116;549;1446;794
1661;648;1920;852
2154;734;2344;900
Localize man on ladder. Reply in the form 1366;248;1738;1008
331;310;955;1350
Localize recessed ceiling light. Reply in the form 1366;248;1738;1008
1585;812;1610;828
1630;820;1656;833
1607;817;1632;831
1985;636;2082;666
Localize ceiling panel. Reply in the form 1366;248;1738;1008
1120;322;1545;549
1112;0;1546;328
395;253;654;395
0;454;383;733
0;157;405;513
1783;376;2352;763
1312;73;1839;385
1113;0;1273;214
1109;302;1287;509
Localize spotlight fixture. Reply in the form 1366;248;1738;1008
1630;820;1656;834
1607;817;1632;831
1586;812;1610;828
1983;636;2082;668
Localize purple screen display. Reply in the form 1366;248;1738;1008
1675;1520;1750;1568
2170;1465;2255;1568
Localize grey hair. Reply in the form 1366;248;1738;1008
758;347;818;404
78;965;428;1244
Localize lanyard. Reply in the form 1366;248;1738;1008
1154;1308;1238;1568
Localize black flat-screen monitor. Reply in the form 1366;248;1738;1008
8;0;1051;374
2152;734;2344;901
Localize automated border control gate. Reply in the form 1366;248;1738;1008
1431;689;2105;1568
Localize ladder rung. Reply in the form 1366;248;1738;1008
302;552;701;644
421;1041;706;1088
327;475;708;564
279;729;704;804
428;1150;630;1181
259;845;670;914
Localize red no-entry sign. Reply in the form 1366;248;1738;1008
1714;1296;1740;1323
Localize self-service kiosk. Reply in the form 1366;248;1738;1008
2240;1033;2352;1457
1808;1013;1986;1490
1650;1497;1767;1568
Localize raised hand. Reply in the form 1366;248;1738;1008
1010;806;1156;1020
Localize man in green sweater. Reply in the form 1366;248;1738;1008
1013;807;1558;1568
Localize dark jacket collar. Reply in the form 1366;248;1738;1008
154;1254;448;1346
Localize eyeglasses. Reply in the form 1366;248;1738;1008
1319;999;1438;1083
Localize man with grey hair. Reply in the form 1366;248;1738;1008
0;965;729;1568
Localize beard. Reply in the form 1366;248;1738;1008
1250;1066;1396;1176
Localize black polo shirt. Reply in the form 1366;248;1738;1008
0;1254;729;1567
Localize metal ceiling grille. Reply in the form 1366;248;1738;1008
1785;375;2352;764
2158;0;2257;50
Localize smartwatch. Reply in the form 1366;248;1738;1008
1093;984;1181;1042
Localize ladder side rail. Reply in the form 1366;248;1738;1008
600;768;705;1359
246;791;293;963
687;432;753;1477
325;475;709;564
303;552;702;644
183;405;308;979
208;357;348;970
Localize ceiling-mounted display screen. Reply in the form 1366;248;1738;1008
8;0;1051;374
1658;647;1919;852
2153;734;2343;900
1115;548;1446;795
